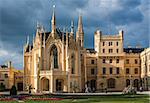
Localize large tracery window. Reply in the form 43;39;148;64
50;45;58;69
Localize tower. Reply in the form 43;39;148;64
76;15;84;48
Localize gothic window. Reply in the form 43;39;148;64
109;67;113;74
116;67;120;74
51;45;58;69
134;68;138;74
71;53;75;74
91;68;95;75
126;68;130;74
107;78;115;88
102;67;106;74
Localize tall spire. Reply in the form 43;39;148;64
77;15;84;33
51;5;56;37
76;14;84;48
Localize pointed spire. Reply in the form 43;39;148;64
76;14;84;48
77;14;84;33
32;34;35;46
51;5;56;37
71;19;74;34
27;35;29;45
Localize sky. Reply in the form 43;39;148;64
0;0;149;69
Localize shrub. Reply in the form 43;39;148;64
0;84;5;91
10;85;17;96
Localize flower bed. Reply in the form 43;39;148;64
29;97;63;101
0;98;14;101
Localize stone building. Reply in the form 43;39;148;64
23;7;147;93
141;48;150;90
0;61;23;91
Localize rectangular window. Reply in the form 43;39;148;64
103;49;105;53
5;74;8;78
109;42;113;46
126;59;129;64
91;68;95;75
91;60;94;64
103;59;106;63
109;42;111;46
116;67;119;74
71;68;75;74
116;59;119;63
103;42;105;46
110;59;112;63
110;68;113;74
109;49;113;53
134;68;138;74
103;67;106;74
116;42;119;46
126;68;130;74
116;49;119;53
135;59;138;64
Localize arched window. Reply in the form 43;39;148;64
107;78;115;88
126;79;130;87
50;45;58;68
71;53;75;74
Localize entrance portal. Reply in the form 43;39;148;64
56;79;63;92
41;77;49;91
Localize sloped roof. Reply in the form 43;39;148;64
124;48;144;53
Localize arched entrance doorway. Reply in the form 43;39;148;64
56;79;64;92
41;77;49;91
17;82;23;91
133;79;139;90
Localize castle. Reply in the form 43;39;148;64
23;6;150;93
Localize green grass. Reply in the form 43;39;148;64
0;94;149;103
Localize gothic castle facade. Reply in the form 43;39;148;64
24;7;149;93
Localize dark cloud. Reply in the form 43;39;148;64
0;0;149;69
110;8;144;25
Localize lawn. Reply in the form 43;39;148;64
0;94;149;103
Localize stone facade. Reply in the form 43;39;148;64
23;7;148;93
141;48;150;90
0;61;23;91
